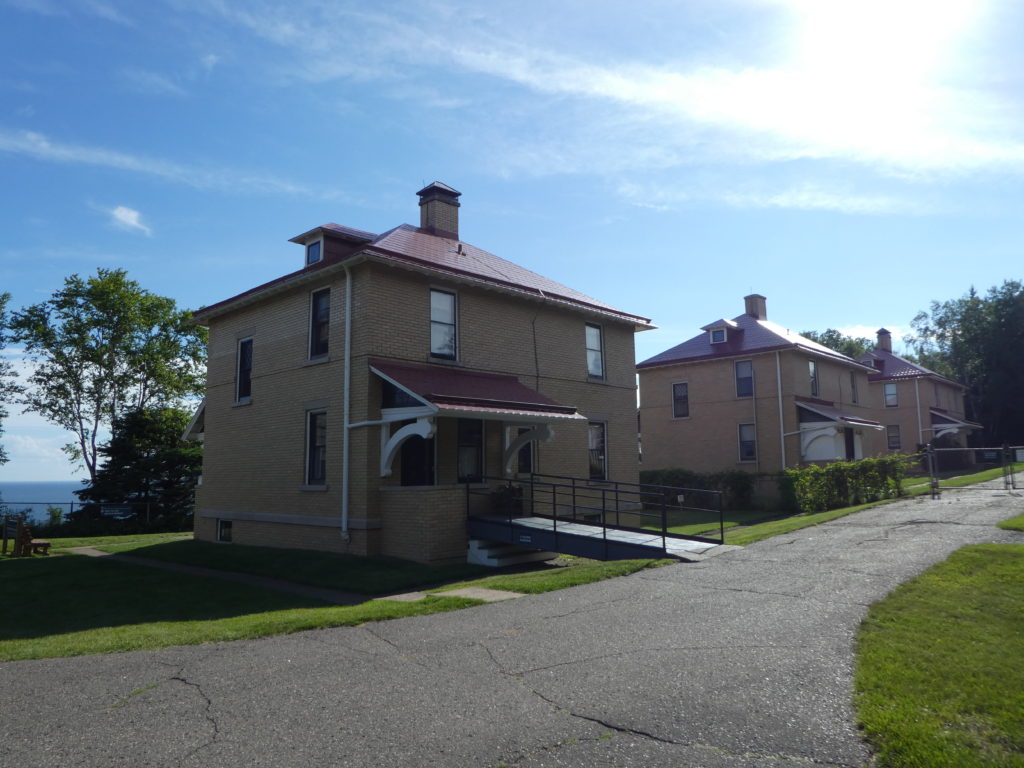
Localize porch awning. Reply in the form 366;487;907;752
796;400;883;430
370;359;585;423
929;409;982;434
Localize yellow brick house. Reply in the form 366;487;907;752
637;295;883;474
189;183;652;564
857;328;980;455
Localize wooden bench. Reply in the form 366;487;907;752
2;516;50;557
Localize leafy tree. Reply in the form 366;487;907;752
0;292;23;465
906;280;1024;444
801;328;873;358
10;269;206;482
75;407;201;521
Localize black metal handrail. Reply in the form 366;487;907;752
466;473;725;555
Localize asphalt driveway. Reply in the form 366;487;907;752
3;481;1021;768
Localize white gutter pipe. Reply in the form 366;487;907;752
776;352;787;468
340;263;353;542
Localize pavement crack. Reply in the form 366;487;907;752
168;672;221;759
359;625;435;670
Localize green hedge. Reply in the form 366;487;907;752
785;456;908;514
639;468;757;511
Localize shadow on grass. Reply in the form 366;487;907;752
109;539;490;595
0;555;328;642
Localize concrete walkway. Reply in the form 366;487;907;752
4;480;1022;767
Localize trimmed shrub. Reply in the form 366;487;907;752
784;456;908;514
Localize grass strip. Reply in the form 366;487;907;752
854;544;1024;768
434;557;671;594
0;555;481;661
998;513;1024;532
47;532;192;551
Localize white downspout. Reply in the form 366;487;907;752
776;352;787;468
340;263;353;542
914;377;923;446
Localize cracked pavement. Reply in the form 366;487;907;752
2;481;1021;767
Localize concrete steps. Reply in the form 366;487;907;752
467;539;558;568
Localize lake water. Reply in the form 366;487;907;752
0;480;86;524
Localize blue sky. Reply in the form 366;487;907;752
1;0;1022;482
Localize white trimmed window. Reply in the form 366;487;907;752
309;288;330;358
735;360;753;398
710;328;726;344
430;289;457;360
586;323;604;378
738;423;756;461
588;422;607;480
809;360;819;397
306;410;327;486
884;382;898;407
672;382;689;418
236;337;253;402
217;519;232;543
305;239;322;266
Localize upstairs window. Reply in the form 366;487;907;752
236;337;253;402
586;323;605;378
309;288;330;358
850;371;859;404
430;289;457;360
735;360;753;398
710;328;726;344
305;240;322;266
672;382;689;418
884;382;898;407
809;360;819;397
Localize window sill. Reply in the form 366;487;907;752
587;375;607;384
232;398;252;408
300;484;328;492
304;356;331;367
428;355;461;366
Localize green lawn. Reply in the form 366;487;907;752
998;513;1024;532
0;536;672;661
855;544;1024;768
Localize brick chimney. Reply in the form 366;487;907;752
876;328;892;352
416;181;461;238
744;294;767;320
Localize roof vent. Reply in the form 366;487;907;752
416;181;461;239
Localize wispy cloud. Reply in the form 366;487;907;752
109;205;152;236
617;179;922;215
121;68;186;97
4;0;130;23
0;128;352;201
197;1;1024;182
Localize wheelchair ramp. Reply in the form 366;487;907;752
468;514;721;561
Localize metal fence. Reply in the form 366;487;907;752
924;444;1023;497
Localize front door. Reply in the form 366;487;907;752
844;428;856;460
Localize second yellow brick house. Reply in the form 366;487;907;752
637;294;883;474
